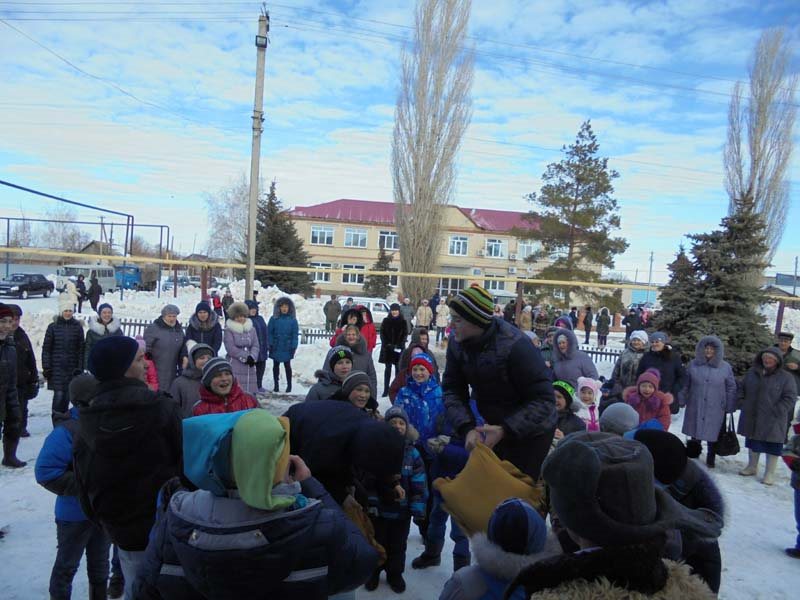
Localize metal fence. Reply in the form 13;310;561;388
580;345;623;364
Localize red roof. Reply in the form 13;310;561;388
290;199;538;233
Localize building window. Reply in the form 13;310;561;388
517;240;540;259
449;235;468;256
344;228;368;248
342;264;365;284
484;276;505;291
388;267;399;288
486;238;507;258
379;230;399;251
309;262;332;283
310;225;334;246
438;277;466;296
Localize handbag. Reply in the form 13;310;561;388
715;414;740;457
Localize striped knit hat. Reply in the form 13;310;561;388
449;284;494;328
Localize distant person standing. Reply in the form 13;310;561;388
268;297;299;393
583;305;593;345
776;331;800;394
0;304;25;468
42;297;85;424
622;308;641;341
435;297;450;344
595;307;610;348
416;299;433;330
323;294;342;332
7;304;37;439
400;298;415;337
87;277;102;313
75;275;87;314
568;306;579;330
221;289;234;319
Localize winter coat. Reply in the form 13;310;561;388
583;309;593;332
76;278;87;301
596;311;611;336
73;377;183;551
358;306;378;353
637;347;686;397
221;294;234;316
84;316;124;366
42;316;85;392
168;345;212;418
443;317;557;441
395;376;446;443
518;310;532;332
777;343;800;392
192;380;259;416
379;314;408;365
323;299;342;321
145;356;160;391
283;400;405;505
35;409;86;522
551;328;599;388
436;304;451;328
13;326;38;399
87;280;102;305
623;386;673;431
439;532;541;600
374;438;428;520
611;342;648;395
738;348;798;443
416;305;433;328
144;317;185;392
223;319;260;395
679;336;737;442
506;538;715;600
246;302;269;362
184;311;222;354
267;299;299;363
0;336;20;432
622;312;642;335
332;333;378;398
399;303;415;331
556;401;588;438
305;369;345;402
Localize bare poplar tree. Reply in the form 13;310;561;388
392;0;473;303
724;28;797;263
203;174;249;261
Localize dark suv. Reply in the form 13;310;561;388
0;273;55;299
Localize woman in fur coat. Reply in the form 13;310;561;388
83;303;123;366
223;302;260;396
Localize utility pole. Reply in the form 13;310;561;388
645;251;654;303
246;12;269;301
793;256;798;297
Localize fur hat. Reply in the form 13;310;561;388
68;372;99;408
328;345;353;371
88;336;140;382
599;402;640;436
385;405;409;425
227;301;249;320
630;330;649;344
58;294;74;313
161;304;180;317
448;284;495;328
487;498;547;555
244;299;258;312
390;302;401;311
342;370;371;398
542;431;722;547
201;357;233;388
632;429;688;485
409;353;435;375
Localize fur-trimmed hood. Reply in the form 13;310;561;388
225;318;254;334
272;297;297;319
190;310;219;331
470;533;542;582
88;316;121;336
692;335;724;368
553;328;579;361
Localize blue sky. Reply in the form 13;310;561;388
0;0;798;283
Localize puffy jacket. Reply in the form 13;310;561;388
35;408;86;521
375;440;427;520
395;376;446;442
623;387;673;431
637;347;686;397
144;317;185;392
245;300;269;362
444;318;556;440
379;314;408;365
595;311;611;336
169;344;213;418
268;298;299;363
192;381;259;416
738;348;798;444
42;316;84;392
551;328;598;388
305;369;344;402
184;311;222;354
416;305;433;328
358;305;378;353
13;326;38;398
84;316;124;366
223;319;260;395
73;378;183;550
436;304;451;328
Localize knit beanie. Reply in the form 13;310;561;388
385;405;409;425
448;284;494;328
195;301;211;314
342;370;371;398
0;304;13;320
409;353;435;375
390;302;401;311
632;429;688;485
202;357;233;389
189;343;215;362
97;303;113;315
552;380;575;403
58;294;73;313
649;332;668;344
599;402;640;436
637;368;661;391
630;330;649;344
161;304;180;317
244;299;258;311
88;336;140;382
487;498;547;555
328;345;353;371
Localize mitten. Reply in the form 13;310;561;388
246;356;256;367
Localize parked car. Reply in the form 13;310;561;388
0;273;55;299
340;296;392;331
162;276;192;291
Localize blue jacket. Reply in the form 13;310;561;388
35;408;85;522
375;441;428;520
245;300;269;362
267;298;299;363
395;376;446;443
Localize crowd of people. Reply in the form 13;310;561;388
1;281;799;599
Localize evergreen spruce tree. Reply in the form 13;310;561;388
517;120;628;304
363;246;393;298
251;181;312;295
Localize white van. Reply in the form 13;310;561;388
340;296;392;330
56;264;116;294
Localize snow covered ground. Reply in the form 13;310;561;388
2;290;799;598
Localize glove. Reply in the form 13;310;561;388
239;356;248;364
426;435;451;454
246;356;256;367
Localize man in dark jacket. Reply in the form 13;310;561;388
0;303;25;468
622;308;642;341
74;335;182;600
776;331;800;393
323;294;341;332
443;285;556;480
7;304;37;437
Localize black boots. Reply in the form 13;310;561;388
107;573;124;599
411;541;443;569
2;438;26;468
90;584;108;600
386;573;406;593
686;439;702;459
364;569;380;591
706;446;716;469
273;379;279;393
286;381;292;394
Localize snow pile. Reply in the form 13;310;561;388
761;302;800;338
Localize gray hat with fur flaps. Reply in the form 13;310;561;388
542;431;722;547
227;301;250;320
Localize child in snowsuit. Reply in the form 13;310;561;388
623;368;673;430
440;498;547;600
576;376;602;432
552;380;585;444
365;406;428;594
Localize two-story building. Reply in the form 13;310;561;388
290;199;562;297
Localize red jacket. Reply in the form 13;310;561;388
623;387;673;431
192;380;259;416
144;357;159;392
